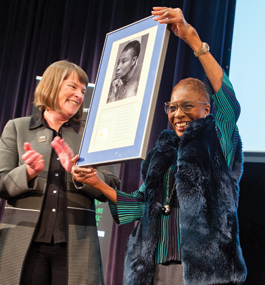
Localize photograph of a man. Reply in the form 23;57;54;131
107;34;148;103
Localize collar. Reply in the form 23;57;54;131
180;114;214;142
29;110;80;133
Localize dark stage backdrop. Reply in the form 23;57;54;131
1;0;264;284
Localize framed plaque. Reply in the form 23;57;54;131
78;15;170;166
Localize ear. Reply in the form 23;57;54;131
204;104;210;116
132;56;137;66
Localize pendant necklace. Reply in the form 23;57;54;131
162;167;176;216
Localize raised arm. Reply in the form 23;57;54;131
152;7;223;93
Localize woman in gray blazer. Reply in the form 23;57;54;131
0;60;119;285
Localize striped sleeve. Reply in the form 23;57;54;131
108;184;145;225
204;71;241;167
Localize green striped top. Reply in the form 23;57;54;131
109;71;240;264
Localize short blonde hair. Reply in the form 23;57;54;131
34;60;88;121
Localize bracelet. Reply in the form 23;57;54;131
194;42;210;57
72;176;85;189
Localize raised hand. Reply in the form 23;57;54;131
152;7;200;50
51;136;74;173
22;142;45;181
152;6;222;92
111;77;123;96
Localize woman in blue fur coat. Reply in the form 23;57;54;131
70;7;247;285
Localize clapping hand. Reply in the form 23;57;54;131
51;136;74;173
22;142;45;181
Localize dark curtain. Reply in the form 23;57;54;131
0;0;238;284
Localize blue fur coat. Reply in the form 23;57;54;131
123;115;247;285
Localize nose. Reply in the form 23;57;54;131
74;90;84;100
173;106;185;118
116;62;121;71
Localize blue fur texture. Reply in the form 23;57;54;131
123;115;247;285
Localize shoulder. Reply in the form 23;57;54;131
141;130;178;181
10;116;31;124
155;129;179;150
3;116;31;131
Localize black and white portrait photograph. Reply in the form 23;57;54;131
106;34;149;103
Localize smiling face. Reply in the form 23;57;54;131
57;72;86;121
168;86;210;137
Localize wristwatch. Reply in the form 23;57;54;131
194;42;210;57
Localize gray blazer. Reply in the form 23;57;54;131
0;114;119;285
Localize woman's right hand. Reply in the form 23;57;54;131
71;155;98;186
71;155;117;204
22;142;45;181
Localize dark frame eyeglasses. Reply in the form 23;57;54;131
164;100;208;116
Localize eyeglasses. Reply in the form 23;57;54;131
164;100;208;116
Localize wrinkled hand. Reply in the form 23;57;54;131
51;136;74;173
152;7;199;45
22;142;45;181
71;155;99;187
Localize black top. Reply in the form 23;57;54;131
32;111;79;243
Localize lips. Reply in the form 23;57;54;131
67;100;78;106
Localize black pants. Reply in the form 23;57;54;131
20;241;67;285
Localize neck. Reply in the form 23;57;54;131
44;109;69;132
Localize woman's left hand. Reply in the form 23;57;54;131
51;136;74;173
152;6;222;92
152;7;201;50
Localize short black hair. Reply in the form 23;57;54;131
122;40;141;58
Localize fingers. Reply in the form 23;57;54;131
71;166;97;175
27;159;45;172
71;155;79;166
152;6;172;16
22;143;45;179
151;6;193;41
152;6;170;13
23;142;33;152
113;78;122;88
22;143;43;164
71;166;97;180
22;151;44;166
152;7;183;24
51;136;68;152
51;137;74;159
51;136;65;153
